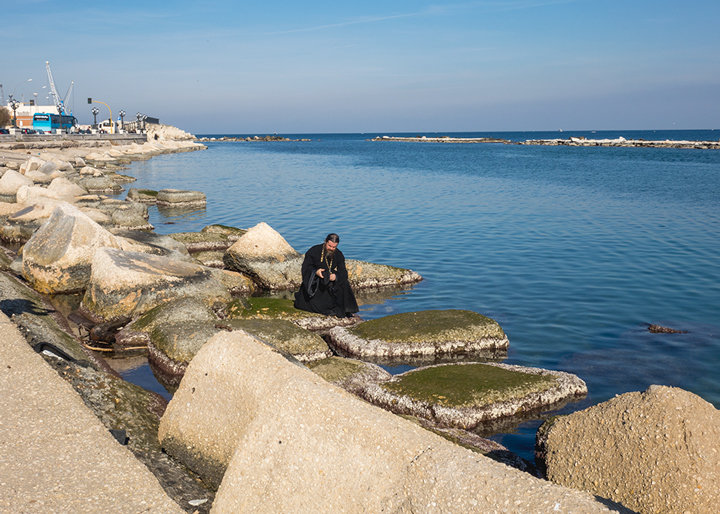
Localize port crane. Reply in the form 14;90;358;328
45;61;73;115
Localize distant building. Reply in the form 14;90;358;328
4;101;58;128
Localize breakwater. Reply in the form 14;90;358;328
372;134;720;148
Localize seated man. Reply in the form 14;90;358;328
294;233;358;317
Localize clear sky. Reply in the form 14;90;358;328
3;0;719;133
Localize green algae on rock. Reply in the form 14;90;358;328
115;296;219;348
328;309;508;359
168;231;233;252
226;296;360;331
227;318;331;362
357;362;587;430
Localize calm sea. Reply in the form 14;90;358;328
122;130;720;461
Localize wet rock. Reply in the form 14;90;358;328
536;385;720;514
358;362;587;429
115;297;218;349
156;189;206;208
227;318;331;362
107;204;154;232
113;229;194;262
22;204;125;294
225;296;360;332
81;247;231;322
148;320;224;384
647;323;688;334
126;188;158;203
328;309;508;360
223;222;303;290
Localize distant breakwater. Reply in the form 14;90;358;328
372;135;720;149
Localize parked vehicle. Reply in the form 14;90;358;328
21;128;37;134
0;128;9;134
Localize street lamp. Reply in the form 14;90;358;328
9;97;19;128
91;107;99;128
118;110;126;131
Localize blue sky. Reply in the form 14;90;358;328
3;1;719;133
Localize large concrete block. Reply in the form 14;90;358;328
159;331;609;512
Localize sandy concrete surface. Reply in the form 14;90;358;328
0;311;182;513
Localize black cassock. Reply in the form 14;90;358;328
294;244;359;317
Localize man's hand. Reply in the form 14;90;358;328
329;273;337;281
316;268;325;278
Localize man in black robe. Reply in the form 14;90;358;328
294;233;358;317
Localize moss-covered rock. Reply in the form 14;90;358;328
308;356;391;393
126;188;159;203
357;362;587;430
328;309;508;360
201;224;246;241
228;318;331;362
345;259;423;289
148;320;223;376
226;296;360;332
115;296;218;348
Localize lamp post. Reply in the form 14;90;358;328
9;98;19;128
118;110;126;131
91;107;99;129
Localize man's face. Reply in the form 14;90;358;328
325;240;338;253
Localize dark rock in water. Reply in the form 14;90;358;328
90;316;132;343
648;323;688;334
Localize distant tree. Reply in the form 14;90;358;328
0;106;11;127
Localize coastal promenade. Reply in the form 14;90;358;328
0;311;181;512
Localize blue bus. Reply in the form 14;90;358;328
33;113;77;133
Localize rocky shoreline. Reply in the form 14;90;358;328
1;128;717;512
372;134;720;149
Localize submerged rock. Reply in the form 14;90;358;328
536;385;720;514
81;247;231;322
358;362;587;429
328;309;508;360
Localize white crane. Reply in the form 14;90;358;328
46;60;69;115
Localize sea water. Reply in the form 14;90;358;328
124;130;720;461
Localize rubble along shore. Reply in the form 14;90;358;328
372;134;720;149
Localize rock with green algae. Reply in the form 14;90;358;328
126;188;159;203
226;318;331;362
225;296;360;332
357;362;587;430
307;356;391;393
328;309;508;359
201;223;247;241
115;296;219;348
193;250;225;268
